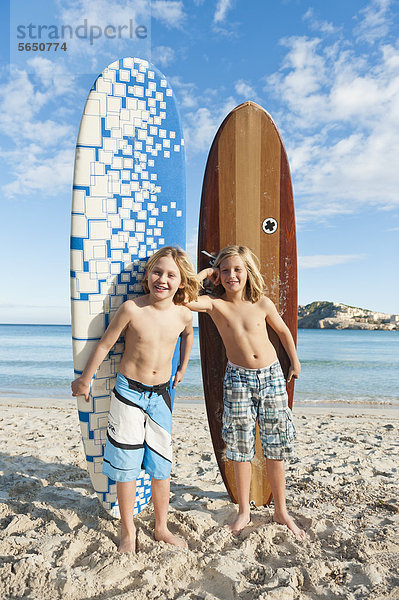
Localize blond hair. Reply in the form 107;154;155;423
143;246;200;304
212;245;266;302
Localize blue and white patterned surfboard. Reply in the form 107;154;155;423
70;57;185;518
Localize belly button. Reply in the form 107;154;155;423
253;354;258;359
152;370;157;375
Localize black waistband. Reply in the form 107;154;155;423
124;375;170;395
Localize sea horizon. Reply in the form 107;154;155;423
0;324;398;407
1;322;399;329
1;298;398;329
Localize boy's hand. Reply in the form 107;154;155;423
71;377;90;401
172;369;184;389
287;362;301;383
207;267;220;285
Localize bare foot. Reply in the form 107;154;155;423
155;527;188;549
273;510;306;539
228;511;251;536
118;524;136;553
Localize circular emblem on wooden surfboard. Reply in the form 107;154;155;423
262;217;278;234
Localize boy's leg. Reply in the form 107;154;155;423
266;458;305;538
151;477;188;548
117;480;137;553
142;387;187;548
229;460;252;534
222;363;255;534
103;377;148;552
257;362;305;538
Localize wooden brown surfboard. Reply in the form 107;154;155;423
198;101;297;506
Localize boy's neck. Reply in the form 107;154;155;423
148;294;176;310
223;289;248;304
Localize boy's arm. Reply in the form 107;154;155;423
185;294;213;313
71;302;134;400
262;296;301;383
197;267;220;285
173;312;194;388
184;267;218;313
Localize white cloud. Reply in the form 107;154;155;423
151;0;185;28
268;36;327;107
354;0;393;44
303;8;340;35
0;63;75;147
299;255;365;269
168;75;239;155
235;80;257;99
265;3;399;222
183;96;237;155
168;76;199;109
0;57;76;127
27;56;77;96
151;45;175;68
0;59;77;198
214;0;233;24
55;0;150;70
184;107;220;153
0;69;44;133
2;147;75;198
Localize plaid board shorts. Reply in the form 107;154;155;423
222;360;296;462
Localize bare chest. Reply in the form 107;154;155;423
126;311;182;345
214;303;266;336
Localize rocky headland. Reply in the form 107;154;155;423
298;301;399;330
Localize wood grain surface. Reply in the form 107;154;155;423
198;101;297;506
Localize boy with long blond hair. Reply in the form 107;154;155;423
72;246;200;552
187;245;305;538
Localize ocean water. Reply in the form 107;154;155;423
0;325;398;407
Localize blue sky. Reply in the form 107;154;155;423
1;0;398;323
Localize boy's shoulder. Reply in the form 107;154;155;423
211;295;226;306
256;295;275;311
122;295;151;311
201;293;224;311
176;303;193;323
202;290;225;303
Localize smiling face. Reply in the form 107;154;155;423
147;255;182;301
219;254;248;296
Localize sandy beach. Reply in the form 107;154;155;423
0;397;398;600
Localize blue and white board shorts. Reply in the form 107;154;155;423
102;373;172;482
222;360;296;462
